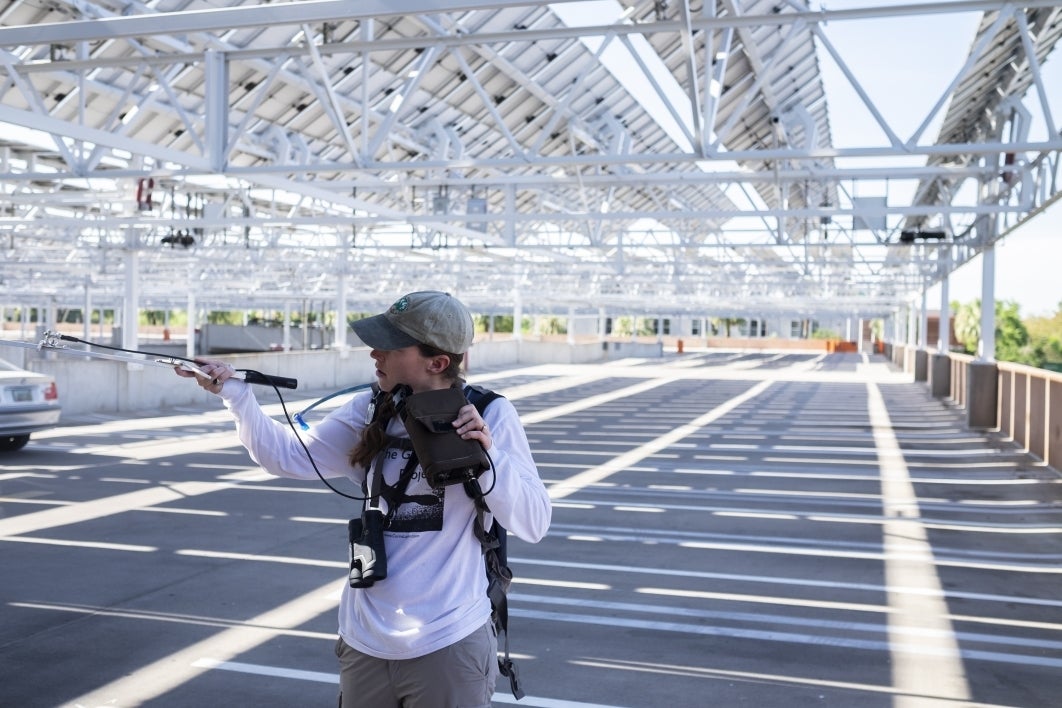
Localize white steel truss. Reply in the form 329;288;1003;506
0;0;1060;321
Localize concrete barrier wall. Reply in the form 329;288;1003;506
702;337;833;350
1029;374;1047;462
930;350;1061;474
1051;379;1062;473
950;353;971;410
886;345;1059;474
466;338;521;372
11;337;662;417
887;342;910;371
929;353;950;398
510;339;663;365
995;359;1062;472
199;323;336;353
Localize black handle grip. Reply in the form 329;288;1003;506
241;370;298;389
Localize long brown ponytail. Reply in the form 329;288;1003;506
349;343;464;470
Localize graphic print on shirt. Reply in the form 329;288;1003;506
385;444;444;534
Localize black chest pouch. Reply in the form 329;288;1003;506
395;385;490;489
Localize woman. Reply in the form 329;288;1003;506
179;291;552;708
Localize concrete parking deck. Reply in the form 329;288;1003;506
1;351;1060;708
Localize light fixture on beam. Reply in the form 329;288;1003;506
899;229;946;244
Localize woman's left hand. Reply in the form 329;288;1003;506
454;403;492;450
174;358;235;395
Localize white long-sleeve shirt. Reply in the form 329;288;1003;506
218;380;552;659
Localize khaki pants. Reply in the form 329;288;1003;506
335;622;498;708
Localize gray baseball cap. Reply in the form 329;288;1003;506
351;291;474;354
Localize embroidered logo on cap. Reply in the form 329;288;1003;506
390;297;410;313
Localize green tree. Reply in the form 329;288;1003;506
710;317;746;337
1024;300;1062;367
953;300;981;354
141;310;166;326
994;300;1032;364
951;299;1039;366
537;316;567;336
610;316;651;337
475;314;517;334
870;319;884;342
206;310;244;325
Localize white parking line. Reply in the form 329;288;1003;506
868;382;970;705
548;379;772;499
0;481;232;537
68;576;343;707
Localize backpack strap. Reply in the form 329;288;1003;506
366;386;434;510
466;475;523;699
462;385;524;699
461;383;504;557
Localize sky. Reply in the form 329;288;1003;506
933;204;1062;318
817;1;1062;319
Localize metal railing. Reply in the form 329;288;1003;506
996;359;1062;472
886;342;1061;473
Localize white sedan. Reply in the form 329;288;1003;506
0;357;61;451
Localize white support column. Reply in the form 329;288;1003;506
938;276;951;352
512;291;523;342
283;301;292;351
46;298;57;334
598;307;607;341
185;290;196;360
919;289;929;349
567;306;576;346
122;229;139;351
979;244;997;361
301;300;310;351
906;305;917;347
335;268;349;352
82;282;92;342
